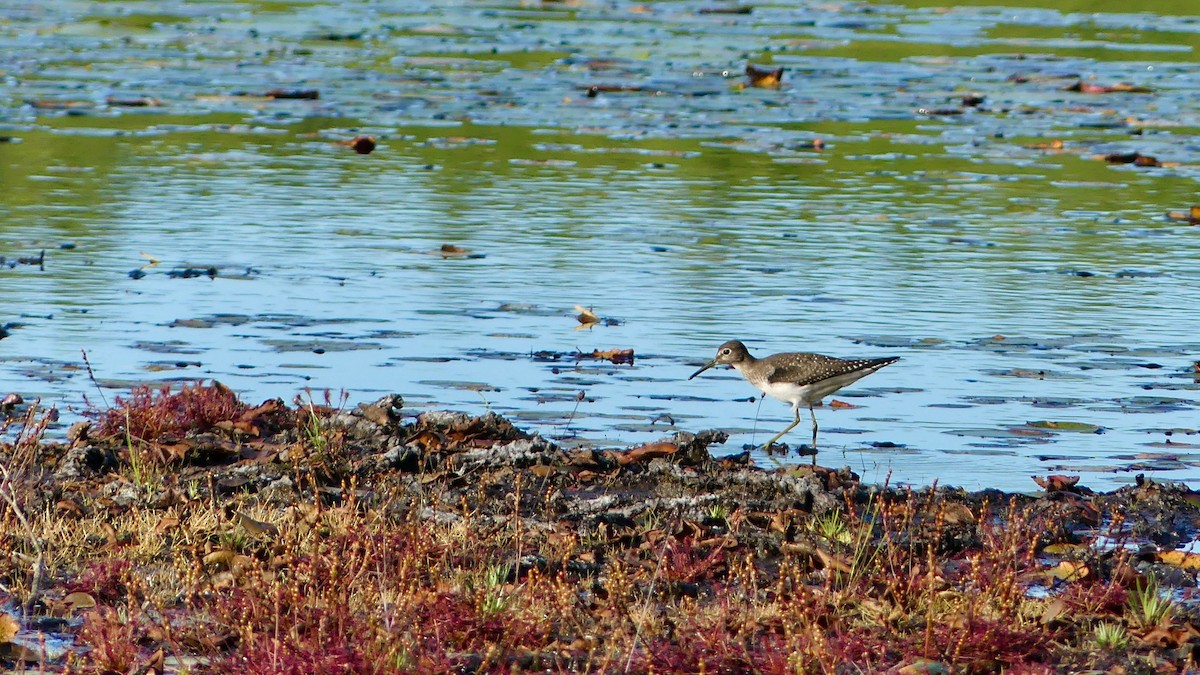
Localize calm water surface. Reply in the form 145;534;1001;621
3;0;1200;490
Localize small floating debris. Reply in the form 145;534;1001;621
338;135;376;154
1060;80;1152;94
263;89;320;100
1031;474;1082;493
1;392;22;412
531;348;634;365
698;6;752;14
585;84;653;97
431;243;484;259
1100;151;1165;167
1024;139;1064;151
2;250;45;270
744;64;783;88
573;305;622;329
166;267;218;279
1165;206;1200;224
105;96;161;107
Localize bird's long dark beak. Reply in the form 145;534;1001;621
688;360;717;380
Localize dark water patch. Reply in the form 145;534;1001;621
130;341;202;355
262;339;385;353
416;380;502;393
1028;397;1092;408
983;368;1080;380
1093;396;1197;414
142;361;202;372
948;427;1054;441
850;335;947;349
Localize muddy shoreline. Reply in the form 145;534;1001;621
3;387;1200;672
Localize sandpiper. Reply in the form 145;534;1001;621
689;340;898;464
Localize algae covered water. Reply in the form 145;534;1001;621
3;0;1200;490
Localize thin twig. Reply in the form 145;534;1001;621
81;349;110;410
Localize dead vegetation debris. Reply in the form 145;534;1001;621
2;384;1200;672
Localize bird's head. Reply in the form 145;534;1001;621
688;340;751;379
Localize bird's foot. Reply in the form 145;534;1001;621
760;441;789;455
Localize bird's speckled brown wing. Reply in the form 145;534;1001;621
765;354;898;387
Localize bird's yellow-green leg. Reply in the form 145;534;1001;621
764;406;803;451
809;405;818;466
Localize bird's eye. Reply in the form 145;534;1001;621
721;348;731;355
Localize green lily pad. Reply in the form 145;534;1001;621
1027;420;1105;433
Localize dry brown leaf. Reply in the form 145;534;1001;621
529;465;556;478
828;399;858;409
203;550;238;567
64;591;96;612
941;502;976;526
1025;139;1064;150
590;348;634;364
1140;625;1188;648
1157;550;1200;571
337;135;376;155
574;305;600;326
1032;474;1080;492
1041;597;1067;624
815;548;852;574
1042;543;1087;555
616;441;678;465
1046;560;1089;582
236;511;280;538
0;612;17;643
1165;206;1200;224
155;514;180;534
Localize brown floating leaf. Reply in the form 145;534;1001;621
1032;474;1080;492
1025;139;1064;150
1166;206;1200;224
1103;151;1159;166
745;64;784;88
589;348;635;365
574;305;600;326
828;399;858;409
338;135;376;154
1062;79;1152;94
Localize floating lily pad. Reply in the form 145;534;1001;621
1026;420;1105;433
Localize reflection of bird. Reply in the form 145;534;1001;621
745;64;784;88
689;340;898;464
